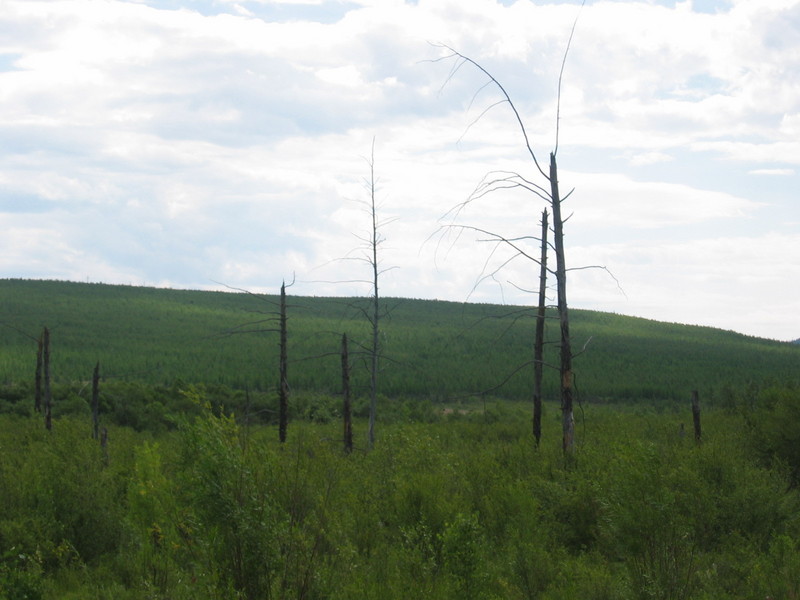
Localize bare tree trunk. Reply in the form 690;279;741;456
549;153;574;454
368;146;380;449
34;332;43;413
92;361;100;440
691;390;701;443
43;327;52;431
533;209;548;447
279;281;289;443
100;427;109;465
341;333;353;454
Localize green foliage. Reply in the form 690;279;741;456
746;384;800;484
0;546;43;600
1;279;797;416
178;405;283;599
1;393;800;598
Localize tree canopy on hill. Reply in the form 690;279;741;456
1;279;798;405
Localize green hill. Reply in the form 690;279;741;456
1;278;797;406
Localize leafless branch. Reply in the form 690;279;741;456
555;0;586;156
567;264;627;298
432;44;549;180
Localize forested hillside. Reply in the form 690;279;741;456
1;278;797;409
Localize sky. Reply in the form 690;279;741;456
1;0;798;341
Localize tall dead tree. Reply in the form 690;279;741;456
344;139;395;449
549;153;575;453
367;148;380;449
215;278;294;441
34;332;43;413
279;281;289;444
43;326;52;431
533;209;548;446
92;361;100;440
437;13;583;453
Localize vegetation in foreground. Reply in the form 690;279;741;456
2;383;800;599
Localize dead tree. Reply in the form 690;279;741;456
92;361;100;440
279;281;289;444
533;209;548;446
214;278;295;440
549;153;575;453
367;147;380;449
435;17;584;453
341;333;353;454
343;140;396;449
43;326;52;430
34;332;43;413
691;390;702;443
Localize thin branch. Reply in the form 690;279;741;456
432;44;548;180
555;0;586;156
572;336;593;360
437;223;542;264
566;264;627;298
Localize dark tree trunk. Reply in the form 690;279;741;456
92;361;100;440
100;427;109;465
34;332;43;413
43;327;52;431
533;209;548;447
341;333;353;454
279;281;288;443
549;153;574;454
691;390;702;443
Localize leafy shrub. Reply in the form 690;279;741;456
179;404;284;599
0;547;43;600
748;385;800;484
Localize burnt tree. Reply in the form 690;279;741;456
341;333;353;454
437;39;581;453
43;327;52;431
279;281;289;444
533;209;548;446
691;390;702;443
34;331;43;413
92;361;100;441
549;153;575;453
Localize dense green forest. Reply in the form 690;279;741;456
2;278;800;598
1;278;797;425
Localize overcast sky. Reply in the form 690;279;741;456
1;0;798;340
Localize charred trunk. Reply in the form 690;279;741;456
533;209;548;447
279;282;289;443
92;361;100;440
549;153;574;454
341;333;353;454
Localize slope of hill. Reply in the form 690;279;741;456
1;278;797;404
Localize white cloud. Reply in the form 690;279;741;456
749;168;795;176
0;0;797;340
567;231;800;339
